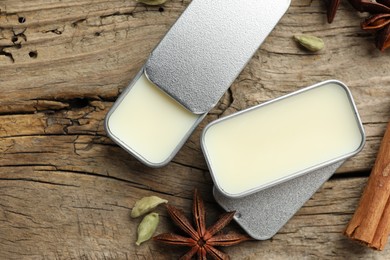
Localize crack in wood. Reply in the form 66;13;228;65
3;209;39;224
0;47;14;62
171;160;208;173
42;28;63;35
332;171;371;179
35;168;149;190
71;18;87;28
103;203;131;210
100;10;135;20
70;206;113;212
0;177;79;188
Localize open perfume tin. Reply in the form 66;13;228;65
105;0;291;167
201;80;366;239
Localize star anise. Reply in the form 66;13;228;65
153;189;252;260
361;9;390;51
324;0;390;51
324;0;341;23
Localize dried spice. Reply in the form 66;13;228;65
293;35;325;52
375;23;390;51
361;13;390;31
324;0;341;23
136;212;160;246
324;0;390;51
137;0;168;5
131;196;168;218
153;189;252;259
344;122;390;250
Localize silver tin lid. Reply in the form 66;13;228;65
145;0;291;114
213;161;345;240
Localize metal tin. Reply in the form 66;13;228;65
201;80;366;198
105;0;291;167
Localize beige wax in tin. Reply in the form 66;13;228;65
202;82;364;197
106;73;200;165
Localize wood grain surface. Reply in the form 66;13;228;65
1;0;390;259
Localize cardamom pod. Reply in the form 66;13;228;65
293;35;325;52
131;196;168;218
137;0;167;5
136;212;159;246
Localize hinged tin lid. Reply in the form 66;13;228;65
213;161;345;240
145;0;291;114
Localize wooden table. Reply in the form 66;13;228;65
1;0;390;259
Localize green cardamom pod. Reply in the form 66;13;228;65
137;0;168;5
136;212;159;246
131;196;168;218
293;35;324;52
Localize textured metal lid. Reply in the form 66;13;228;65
145;0;291;114
213;161;344;240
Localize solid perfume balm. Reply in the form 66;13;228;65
106;73;201;165
202;81;365;198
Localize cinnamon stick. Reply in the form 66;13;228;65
344;122;390;250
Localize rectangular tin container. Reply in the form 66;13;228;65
104;0;291;167
201;80;366;198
